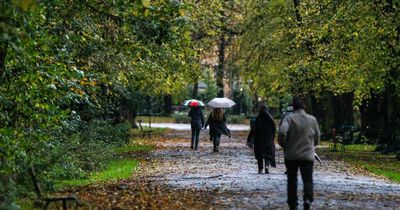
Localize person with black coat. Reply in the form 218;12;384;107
204;108;230;152
247;105;276;174
188;106;204;150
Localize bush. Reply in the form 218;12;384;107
227;115;246;124
173;112;191;123
353;132;368;144
0;178;19;210
51;120;130;178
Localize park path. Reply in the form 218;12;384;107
145;127;400;209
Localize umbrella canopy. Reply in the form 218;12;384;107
207;97;236;108
184;99;205;107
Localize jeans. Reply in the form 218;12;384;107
191;128;200;149
285;159;314;209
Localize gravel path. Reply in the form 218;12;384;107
147;129;400;209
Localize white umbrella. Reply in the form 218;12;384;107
207;97;236;108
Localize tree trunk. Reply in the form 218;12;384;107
164;94;173;116
192;81;198;99
0;46;6;77
333;92;354;128
293;0;302;24
310;92;335;136
381;0;400;152
360;93;384;143
124;105;137;128
217;36;226;97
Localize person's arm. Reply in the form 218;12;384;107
278;117;289;149
188;109;192;118
203;114;210;129
314;118;321;146
201;110;205;127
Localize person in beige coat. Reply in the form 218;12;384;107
278;97;320;210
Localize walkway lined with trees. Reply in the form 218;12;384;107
1;0;399;209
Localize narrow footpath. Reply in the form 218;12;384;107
75;127;400;209
148;129;400;209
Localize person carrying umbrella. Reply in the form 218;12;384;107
203;108;230;152
187;100;205;150
247;105;276;174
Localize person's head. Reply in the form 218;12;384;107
291;96;305;110
211;108;224;121
259;104;269;115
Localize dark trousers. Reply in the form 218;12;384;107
211;134;221;151
256;156;270;171
191;129;200;149
285;159;314;209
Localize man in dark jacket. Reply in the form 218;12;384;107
278;97;320;210
188;106;204;150
247;105;276;174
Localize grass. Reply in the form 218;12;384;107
319;142;400;183
56;136;158;189
57;159;139;188
114;144;154;153
130;126;169;137
139;116;175;123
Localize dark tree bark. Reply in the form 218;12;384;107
378;0;400;152
164;94;173;116
293;0;302;24
310;92;335;136
192;82;198;99
360;93;384;142
333;92;354;128
0;46;6;77
292;0;315;55
217;35;226;97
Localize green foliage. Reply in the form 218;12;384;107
114;145;154;154
172;112;191;123
198;68;219;102
1;0;205;207
0;178;19;210
237;0;400;104
226;114;246;124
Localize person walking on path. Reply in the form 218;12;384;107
247;105;276;174
279;105;294;175
203;108;230;152
278;97;320;210
188;106;204;150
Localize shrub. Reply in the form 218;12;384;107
227;115;246;124
173;112;191;123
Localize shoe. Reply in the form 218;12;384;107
265;168;269;174
258;170;263;174
303;199;311;210
190;145;194;149
284;171;287;174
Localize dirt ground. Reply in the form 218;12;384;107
148;130;400;209
75;129;400;210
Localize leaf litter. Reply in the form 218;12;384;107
71;129;400;209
